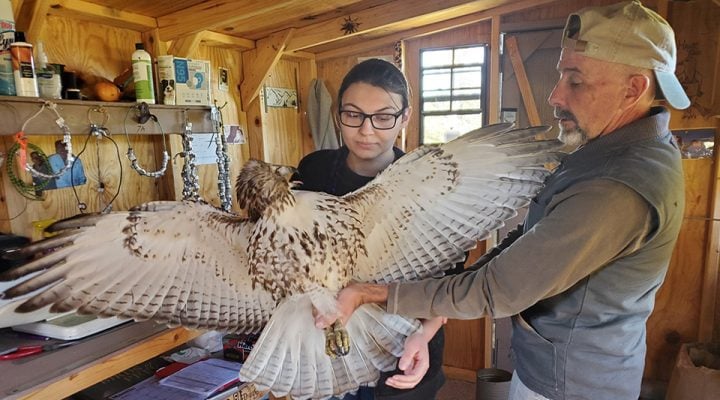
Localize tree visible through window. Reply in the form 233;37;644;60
420;45;487;144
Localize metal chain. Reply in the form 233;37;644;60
179;114;200;202
124;104;169;178
211;104;232;211
22;101;73;179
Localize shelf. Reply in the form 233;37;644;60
0;95;214;136
0;321;201;400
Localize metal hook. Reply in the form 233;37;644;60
87;106;109;127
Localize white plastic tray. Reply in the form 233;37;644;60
12;312;129;340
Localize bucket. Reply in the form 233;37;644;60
476;368;512;400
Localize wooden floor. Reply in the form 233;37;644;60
437;379;476;400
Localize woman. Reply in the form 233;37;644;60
296;58;446;400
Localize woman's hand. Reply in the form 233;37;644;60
384;330;430;389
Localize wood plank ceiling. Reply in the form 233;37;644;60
12;0;544;56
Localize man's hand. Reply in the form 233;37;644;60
384;330;430;389
314;282;390;329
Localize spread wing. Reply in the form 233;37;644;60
344;123;564;283
0;201;276;333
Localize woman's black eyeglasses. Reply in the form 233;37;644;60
338;109;405;130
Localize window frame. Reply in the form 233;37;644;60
418;44;489;144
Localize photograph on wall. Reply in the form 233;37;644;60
45;140;87;189
673;128;714;159
224;125;246;144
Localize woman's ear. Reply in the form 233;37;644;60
400;106;413;127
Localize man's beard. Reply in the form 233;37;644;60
555;109;587;147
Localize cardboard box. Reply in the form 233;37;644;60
173;57;211;106
666;342;720;400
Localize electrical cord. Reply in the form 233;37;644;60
6;142;54;201
71;128;123;214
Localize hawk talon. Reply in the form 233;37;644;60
324;321;350;357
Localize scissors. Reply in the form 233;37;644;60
0;341;78;360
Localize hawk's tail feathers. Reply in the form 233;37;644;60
239;295;419;399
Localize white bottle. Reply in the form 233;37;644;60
10;31;38;97
131;43;155;104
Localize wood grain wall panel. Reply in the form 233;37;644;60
192;44;248;209
40;15;141;85
262;59;303;166
645;159;712;381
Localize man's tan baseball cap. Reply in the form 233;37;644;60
561;0;690;110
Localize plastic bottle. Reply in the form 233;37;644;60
10;31;38;97
0;0;16;95
36;41;60;99
131;43;155;103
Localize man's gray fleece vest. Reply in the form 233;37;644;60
513;108;684;400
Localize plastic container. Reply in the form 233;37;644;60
35;41;61;99
0;0;15;95
131;42;155;103
10;31;38;97
476;368;512;400
12;312;128;340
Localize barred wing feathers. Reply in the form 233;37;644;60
346;124;563;283
0;201;275;333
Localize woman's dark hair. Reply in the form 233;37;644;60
337;58;409;112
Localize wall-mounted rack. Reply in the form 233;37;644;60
0;96;213;136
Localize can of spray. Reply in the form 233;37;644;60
10;31;38;97
0;0;16;95
131;43;155;103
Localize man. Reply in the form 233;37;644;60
316;1;689;399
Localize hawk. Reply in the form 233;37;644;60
0;123;563;399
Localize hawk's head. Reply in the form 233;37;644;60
236;159;298;221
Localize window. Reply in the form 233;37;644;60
420;45;487;144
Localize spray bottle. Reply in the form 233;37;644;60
131;43;155;103
36;41;60;99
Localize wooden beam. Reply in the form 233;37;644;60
169;31;255;57
282;50;315;62
240;29;294;108
44;0;156;32
314;0;559;60
157;0;364;42
142;28;167;58
488;15;501;124
483;16;501;369
699;120;720;341
505;35;541;125
287;0;498;52
13;0;51;42
168;32;203;58
199;31;255;50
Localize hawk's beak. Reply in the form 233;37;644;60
272;165;299;182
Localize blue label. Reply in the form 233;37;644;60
173;58;189;84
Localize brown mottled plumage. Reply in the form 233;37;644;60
0;123;564;399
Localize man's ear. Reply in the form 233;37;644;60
625;73;652;107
